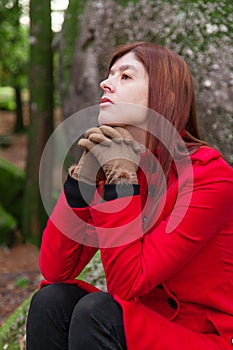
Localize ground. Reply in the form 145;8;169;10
0;244;40;327
0;110;41;327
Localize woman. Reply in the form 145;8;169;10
26;42;233;349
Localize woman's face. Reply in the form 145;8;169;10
98;52;149;128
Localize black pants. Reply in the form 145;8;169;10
26;283;127;350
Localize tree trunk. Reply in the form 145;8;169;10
59;0;88;118
14;85;25;133
22;0;53;246
13;1;25;133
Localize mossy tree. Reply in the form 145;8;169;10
59;0;88;118
22;0;54;245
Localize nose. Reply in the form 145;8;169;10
100;77;114;92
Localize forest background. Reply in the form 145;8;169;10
0;0;232;348
0;0;232;245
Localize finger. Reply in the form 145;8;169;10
78;149;87;159
131;140;144;153
99;125;123;140
88;133;111;146
84;127;104;138
113;127;144;152
113;127;134;143
112;126;143;152
78;138;96;151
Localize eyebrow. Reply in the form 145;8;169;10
109;64;137;75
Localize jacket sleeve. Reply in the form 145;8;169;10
39;190;98;282
90;156;233;300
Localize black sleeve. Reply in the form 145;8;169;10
64;174;96;208
104;183;140;201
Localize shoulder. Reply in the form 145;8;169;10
191;146;232;172
190;146;221;164
189;146;233;188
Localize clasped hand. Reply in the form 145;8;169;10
70;125;141;185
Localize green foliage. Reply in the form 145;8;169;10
14;276;29;289
0;158;25;226
0;203;17;245
0;87;16;111
164;0;233;52
0;0;29;88
78;251;106;291
0;293;33;350
0;157;24;245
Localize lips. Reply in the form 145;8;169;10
100;97;113;104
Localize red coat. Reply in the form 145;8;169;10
40;147;233;350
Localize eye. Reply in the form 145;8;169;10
121;73;131;80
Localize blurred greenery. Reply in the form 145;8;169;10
0;158;25;244
0;87;28;111
14;276;29;289
0;293;33;350
0;0;28;89
0;87;16;111
0;203;17;245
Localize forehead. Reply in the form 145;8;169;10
110;52;146;75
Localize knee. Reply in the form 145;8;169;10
30;284;61;309
29;283;77;313
72;292;118;321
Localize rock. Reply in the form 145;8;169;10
0;158;25;227
0;203;17;246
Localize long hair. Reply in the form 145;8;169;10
108;42;206;180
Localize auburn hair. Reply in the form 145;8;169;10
108;42;206;180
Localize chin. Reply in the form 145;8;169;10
98;113;124;127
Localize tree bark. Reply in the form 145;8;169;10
59;0;88;118
14;85;25;132
22;0;53;245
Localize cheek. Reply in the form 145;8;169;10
128;107;148;126
133;85;148;107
